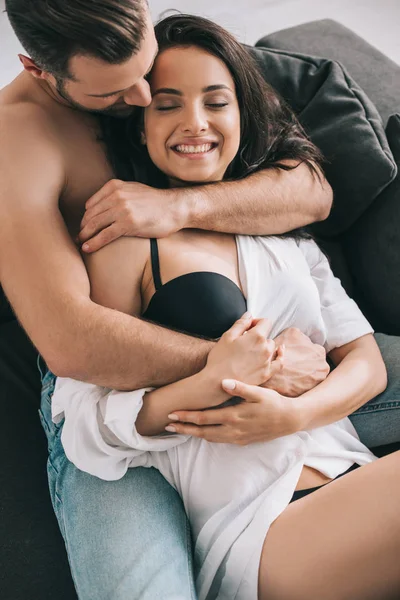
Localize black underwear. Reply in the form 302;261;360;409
289;463;360;503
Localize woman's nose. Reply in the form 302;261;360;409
182;106;208;134
123;79;152;107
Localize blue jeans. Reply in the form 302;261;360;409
39;332;400;600
348;333;400;446
39;369;196;600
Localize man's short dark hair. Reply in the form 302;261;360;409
5;0;147;80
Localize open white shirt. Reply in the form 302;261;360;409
52;235;376;600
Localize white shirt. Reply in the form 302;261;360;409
52;236;376;600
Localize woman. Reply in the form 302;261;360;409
52;15;400;600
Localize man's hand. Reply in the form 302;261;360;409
265;328;330;397
78;180;188;252
165;379;299;445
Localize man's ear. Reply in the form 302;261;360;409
18;54;47;79
140;131;147;145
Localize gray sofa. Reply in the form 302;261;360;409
255;19;400;336
1;19;399;600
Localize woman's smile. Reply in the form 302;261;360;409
170;139;219;160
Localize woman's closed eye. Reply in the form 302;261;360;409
207;102;229;109
155;102;229;112
156;105;180;111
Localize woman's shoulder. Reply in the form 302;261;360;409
84;236;151;315
85;236;150;272
236;234;329;277
237;233;308;259
295;237;328;269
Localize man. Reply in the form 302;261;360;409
1;1;399;598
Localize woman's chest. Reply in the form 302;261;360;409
251;270;324;341
238;236;325;342
141;230;242;303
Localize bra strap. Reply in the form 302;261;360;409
150;238;163;290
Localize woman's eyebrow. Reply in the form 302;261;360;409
152;88;183;97
153;84;233;97
203;84;233;93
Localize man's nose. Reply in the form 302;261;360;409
123;79;152;107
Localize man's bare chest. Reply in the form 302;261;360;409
58;119;116;235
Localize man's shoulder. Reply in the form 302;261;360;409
0;100;65;206
0;100;59;140
0;100;65;181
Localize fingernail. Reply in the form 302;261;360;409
165;425;176;432
222;379;236;390
242;311;251;319
82;243;90;252
167;413;179;421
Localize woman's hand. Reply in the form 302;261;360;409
165;380;299;445
78;180;187;252
205;313;284;388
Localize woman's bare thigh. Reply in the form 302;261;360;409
259;451;400;600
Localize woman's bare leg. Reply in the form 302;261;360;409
259;451;400;600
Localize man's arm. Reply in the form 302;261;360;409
0;106;211;389
78;161;332;252
187;161;332;235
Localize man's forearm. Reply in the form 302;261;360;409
48;298;214;390
183;162;332;235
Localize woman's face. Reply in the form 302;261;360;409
144;46;241;184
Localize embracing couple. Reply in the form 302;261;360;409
2;1;400;599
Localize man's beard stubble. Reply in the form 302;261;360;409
55;79;136;119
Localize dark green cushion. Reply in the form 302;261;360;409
249;45;397;237
256;19;400;126
344;114;400;334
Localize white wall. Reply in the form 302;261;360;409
1;0;399;89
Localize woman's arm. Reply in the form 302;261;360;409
136;317;282;436
166;334;387;444
135;370;228;436
294;333;387;431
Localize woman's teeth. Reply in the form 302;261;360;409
174;143;214;154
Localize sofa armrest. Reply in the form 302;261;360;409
256;19;400;126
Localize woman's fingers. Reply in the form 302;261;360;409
167;385;291;444
168;405;238;427
221;379;265;402
222;311;253;340
165;423;233;443
249;317;274;339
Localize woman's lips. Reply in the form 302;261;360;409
171;142;218;159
